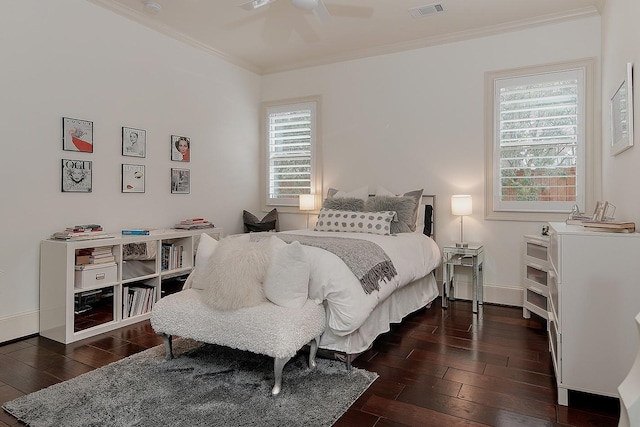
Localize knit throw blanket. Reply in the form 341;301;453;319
276;234;398;294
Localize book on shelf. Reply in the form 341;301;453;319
173;222;214;230
179;217;207;225
121;228;164;236
51;231;113;241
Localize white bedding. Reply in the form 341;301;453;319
280;229;441;338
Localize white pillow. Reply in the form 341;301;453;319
264;239;310;309
202;236;271;310
185;233;219;290
327;185;369;200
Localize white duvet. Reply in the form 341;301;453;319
280;230;441;337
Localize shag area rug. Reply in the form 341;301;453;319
3;339;378;427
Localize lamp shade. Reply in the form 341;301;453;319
451;195;472;216
299;194;316;211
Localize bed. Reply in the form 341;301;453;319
274;193;441;362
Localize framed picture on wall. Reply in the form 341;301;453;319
122;127;146;158
122;164;145;193
171;135;190;162
61;159;92;192
62;117;93;153
610;62;634;156
171;168;190;194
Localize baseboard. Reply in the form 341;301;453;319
0;310;39;344
442;280;523;307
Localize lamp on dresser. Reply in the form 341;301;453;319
299;194;316;228
451;195;472;248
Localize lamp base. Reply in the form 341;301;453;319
455;242;469;248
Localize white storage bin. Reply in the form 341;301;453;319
75;264;117;289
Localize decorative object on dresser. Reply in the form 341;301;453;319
547;222;640;405
451;194;472;248
522;234;550;322
1;339;378;426
39;228;223;344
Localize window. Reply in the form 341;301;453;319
485;59;597;221
262;97;321;208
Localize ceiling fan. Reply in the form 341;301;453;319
240;0;332;24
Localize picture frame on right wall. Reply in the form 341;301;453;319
610;62;634;156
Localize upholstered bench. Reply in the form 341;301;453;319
150;288;326;396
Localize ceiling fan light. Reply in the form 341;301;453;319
291;0;319;11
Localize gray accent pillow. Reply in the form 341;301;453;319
243;208;279;233
365;196;417;234
322;197;365;212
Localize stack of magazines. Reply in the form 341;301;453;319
174;217;215;230
51;224;113;241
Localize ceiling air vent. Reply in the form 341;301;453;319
409;3;444;18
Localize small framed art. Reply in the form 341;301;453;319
61;159;92;192
122;164;145;193
122;127;146;158
610;62;634;156
171;135;190;162
171;168;190;194
62;117;93;153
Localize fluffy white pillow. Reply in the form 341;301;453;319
185;233;219;290
264;239;310;309
327;185;369;200
202;236;271;310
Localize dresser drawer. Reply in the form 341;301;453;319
525;236;550;267
524;288;548;319
549;316;561;381
525;263;549;289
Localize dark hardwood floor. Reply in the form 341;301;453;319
0;298;620;426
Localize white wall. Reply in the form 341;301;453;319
601;0;640;221
263;16;602;305
0;0;262;342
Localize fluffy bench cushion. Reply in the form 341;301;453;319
151;289;326;359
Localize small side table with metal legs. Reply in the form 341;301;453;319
442;244;484;313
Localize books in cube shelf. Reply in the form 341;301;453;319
121;228;164;236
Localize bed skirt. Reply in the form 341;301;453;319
317;272;439;354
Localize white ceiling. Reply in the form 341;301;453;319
89;0;602;74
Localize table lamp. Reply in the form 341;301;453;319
451;195;472;248
299;194;316;228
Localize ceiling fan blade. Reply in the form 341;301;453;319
312;0;331;24
239;0;276;11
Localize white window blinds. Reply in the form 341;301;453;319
266;101;317;206
493;68;585;213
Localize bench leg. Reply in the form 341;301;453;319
272;357;291;396
159;333;173;360
309;336;320;369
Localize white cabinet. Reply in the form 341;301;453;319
39;228;222;344
548;222;640;405
523;234;550;320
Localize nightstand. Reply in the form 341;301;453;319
442;243;484;313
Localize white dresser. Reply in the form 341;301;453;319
548;222;640;405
